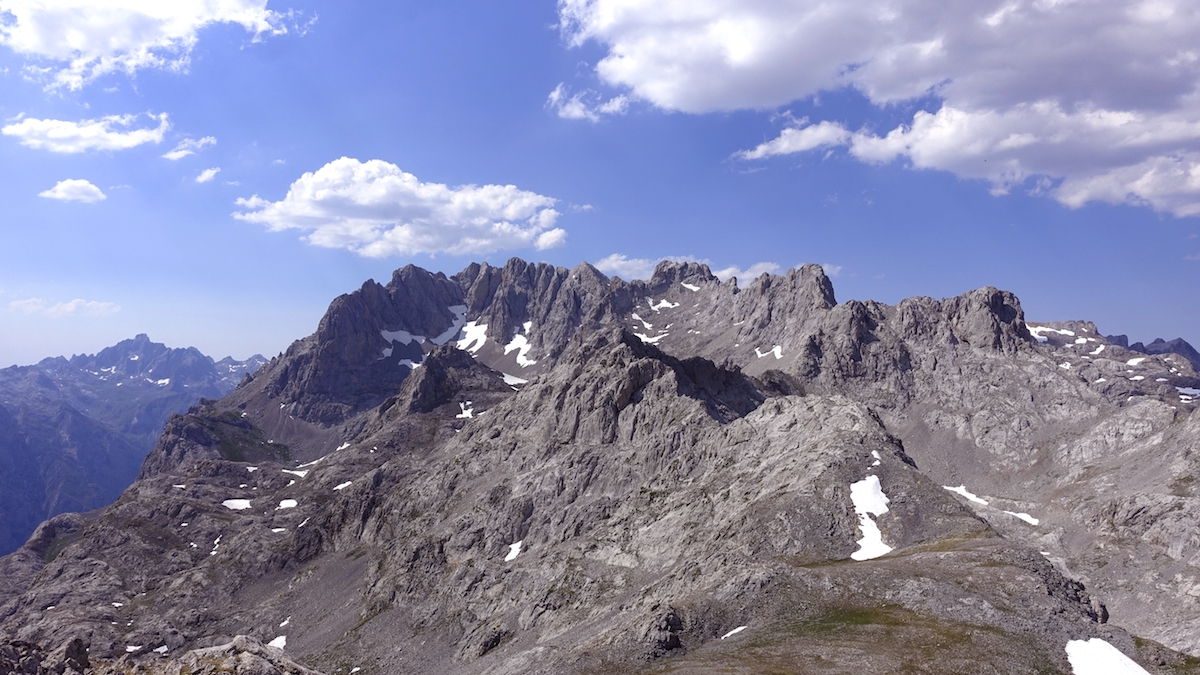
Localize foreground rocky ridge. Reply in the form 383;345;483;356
1;259;1198;674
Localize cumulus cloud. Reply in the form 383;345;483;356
595;254;780;282
2;112;169;153
162;135;216;160
9;298;120;317
38;179;106;203
196;167;220;183
562;0;1200;216
234;157;566;257
547;83;629;122
0;1;302;90
821;263;843;278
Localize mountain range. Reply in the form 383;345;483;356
1;259;1199;675
0;335;266;556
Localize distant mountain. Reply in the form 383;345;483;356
1105;334;1200;370
0;335;266;555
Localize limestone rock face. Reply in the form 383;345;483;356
2;258;1199;675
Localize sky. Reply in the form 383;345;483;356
1;0;1198;367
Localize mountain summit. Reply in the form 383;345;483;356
1;259;1198;675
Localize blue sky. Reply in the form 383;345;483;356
1;0;1198;367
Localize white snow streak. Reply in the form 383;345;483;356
222;499;252;510
502;373;528;386
942;485;988;505
334;481;353;491
1003;510;1039;525
681;282;700;292
281;469;309;478
721;626;747;639
1126;357;1147;366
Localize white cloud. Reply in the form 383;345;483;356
594;254;780;282
711;262;780;282
3;112;169;153
162;135;216;160
736;120;851;160
9;298;120;317
821;263;842;278
547;83;628;122
595;253;663;280
38;179;106;203
563;0;1200;217
0;1;300;90
233;157;565;257
196;167;220;183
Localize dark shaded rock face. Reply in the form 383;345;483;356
2;258;1199;675
0;335;267;557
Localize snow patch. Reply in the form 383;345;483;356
277;499;298;510
125;645;143;653
431;305;469;345
268;636;286;649
336;442;350;451
246;466;258;472
755;345;783;359
1059;362;1071;369
634;332;667;344
502;373;528;386
334;481;353;491
630;312;653;330
943;485;988;505
280;617;290;627
457;402;474;419
1065;638;1150;675
281;469;309;478
457;321;488;354
1090;345;1106;355
1177;387;1199;396
153;646;168;654
1128;375;1145;381
271;528;287;533
505;540;523;561
849;475;892;561
1126;357;1147;366
222;499;252;510
721;626;747;639
381;328;424;346
646;297;679;312
681;282;700;292
155;378;170;386
1027;325;1075;343
173;484;186;489
504;333;538;367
